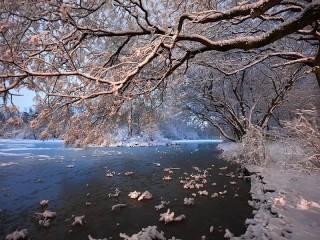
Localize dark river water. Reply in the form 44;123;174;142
0;139;252;240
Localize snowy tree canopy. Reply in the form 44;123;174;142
1;0;319;144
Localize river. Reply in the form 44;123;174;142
0;139;252;240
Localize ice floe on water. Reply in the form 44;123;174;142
5;229;28;240
111;204;127;211
128;191;141;199
72;215;85;226
119;226;166;240
0;161;18;167
0;152;31;157
138;191;153;201
159;209;186;224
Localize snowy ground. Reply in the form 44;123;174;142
218;143;320;240
105;136;174;147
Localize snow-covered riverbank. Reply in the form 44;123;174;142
218;143;320;240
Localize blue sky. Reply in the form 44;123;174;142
11;88;36;111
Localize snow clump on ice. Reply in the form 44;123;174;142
159;209;185;224
119;226;166;240
5;229;28;240
183;197;195;206
128;191;141;199
112;204;127;211
40;200;49;206
88;235;108;240
198;190;208;196
138;191;152;201
36;210;56;218
155;201;170;211
72;215;85;226
108;188;121;197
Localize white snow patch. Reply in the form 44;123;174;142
119;226;166;240
183;197;195;206
0;162;18;167
128;191;141;199
40;200;49;206
36;210;56;218
138;191;152;201
219;142;320;240
5;229;28;240
111;204;127;211
173;139;223;143
72;215;85;226
159;209;185;224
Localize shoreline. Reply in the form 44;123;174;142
217;144;320;240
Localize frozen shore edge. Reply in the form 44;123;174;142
229;166;287;240
218;143;320;240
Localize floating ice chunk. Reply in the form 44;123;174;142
40;200;49;206
155;201;170;210
219;166;228;170
195;183;203;189
224;229;234;239
159;209;175;224
108;188;120;197
66;165;74;168
154;163;161;167
86;202;91;206
128;191;141;199
183;197;195;206
163;176;172;181
120;226;165;240
198;190;208;196
0;162;18;167
212;183;217;186
39;218;50;227
219;190;227;195
72;215;85;226
193;166;200;171
159;209;185;224
124;172;133;176
211;193;218;198
5;229;28;240
112;204;127;211
201;236;206;240
106;172;114;177
88;235;108;240
210;226;214;233
36;210;56;218
138;191;152;201
230;181;237;185
174;214;185;222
